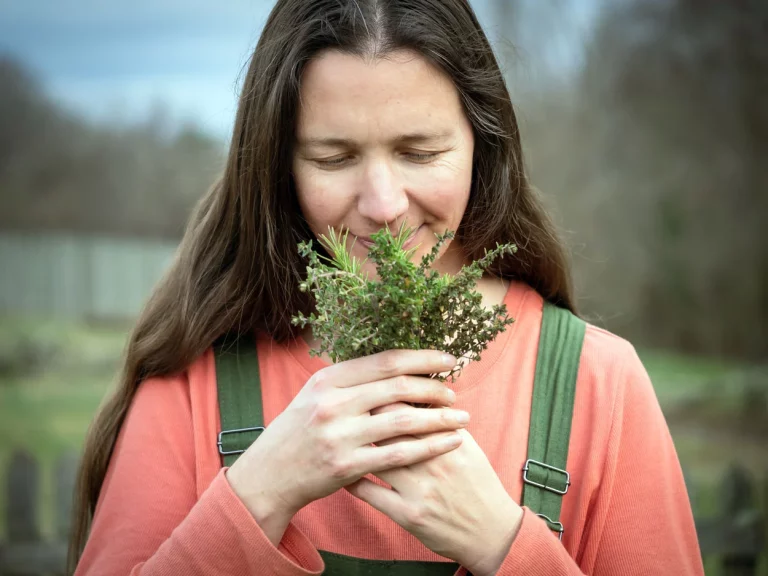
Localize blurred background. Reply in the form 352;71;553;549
0;0;766;574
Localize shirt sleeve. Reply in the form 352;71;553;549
460;345;705;576
74;374;324;576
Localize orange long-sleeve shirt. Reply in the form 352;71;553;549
75;281;704;575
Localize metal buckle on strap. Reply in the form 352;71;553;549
217;426;265;456
522;458;571;495
536;513;565;541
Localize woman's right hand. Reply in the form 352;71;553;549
225;349;467;537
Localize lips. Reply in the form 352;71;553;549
357;225;423;249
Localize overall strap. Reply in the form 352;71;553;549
214;333;265;467
521;301;586;540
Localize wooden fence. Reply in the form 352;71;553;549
690;466;767;576
0;452;77;575
0;450;765;575
0;233;177;321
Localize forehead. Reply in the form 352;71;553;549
296;49;465;140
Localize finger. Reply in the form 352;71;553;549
375;425;474;447
355;432;463;474
344;478;408;526
374;434;416;447
322;349;456;389
360;407;470;445
350;376;456;414
370;402;411;416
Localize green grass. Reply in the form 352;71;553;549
642;348;768;474
0;317;127;540
0;319;766;574
642;349;768;576
640;349;736;403
0;318;126;454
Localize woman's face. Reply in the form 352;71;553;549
292;49;475;278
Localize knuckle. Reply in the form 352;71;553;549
310;396;337;424
392;375;411;396
440;456;458;475
384;447;408;468
309;369;330;391
377;350;402;376
329;458;354;480
391;411;414;432
427;441;440;458
313;429;339;455
422;480;440;503
405;504;428;529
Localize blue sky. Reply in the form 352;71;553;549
0;0;600;139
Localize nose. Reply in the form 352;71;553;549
356;157;409;225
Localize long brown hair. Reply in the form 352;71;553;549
68;0;576;570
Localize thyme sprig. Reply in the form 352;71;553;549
292;223;518;382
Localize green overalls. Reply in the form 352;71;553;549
214;302;585;575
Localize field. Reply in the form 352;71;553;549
1;317;766;571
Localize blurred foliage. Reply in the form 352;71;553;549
508;0;768;362
0;318;128;540
0;57;225;239
0;319;127;460
0;334;58;380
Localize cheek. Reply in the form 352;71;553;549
293;166;355;233
411;160;472;223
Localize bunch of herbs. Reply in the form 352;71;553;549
292;223;517;383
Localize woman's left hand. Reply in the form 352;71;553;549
344;402;523;576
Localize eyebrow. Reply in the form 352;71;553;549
297;130;453;148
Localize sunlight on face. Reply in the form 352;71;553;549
292;49;475;279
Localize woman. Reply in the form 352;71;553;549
70;0;704;574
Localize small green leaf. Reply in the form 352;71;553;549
291;225;517;381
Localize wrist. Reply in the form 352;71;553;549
466;500;523;576
225;467;298;546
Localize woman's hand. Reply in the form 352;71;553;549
225;349;469;545
345;402;524;576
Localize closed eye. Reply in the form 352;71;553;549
314;156;352;168
312;151;442;168
404;151;441;163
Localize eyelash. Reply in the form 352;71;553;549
315;152;440;167
407;152;439;163
317;157;350;167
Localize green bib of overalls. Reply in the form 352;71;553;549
214;302;585;575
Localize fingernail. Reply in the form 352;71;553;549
447;388;457;402
442;353;457;367
456;411;470;424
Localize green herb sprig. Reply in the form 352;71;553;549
292;223;518;382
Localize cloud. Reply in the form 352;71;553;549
0;0;594;137
0;0;275;135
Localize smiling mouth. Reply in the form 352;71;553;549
357;225;423;249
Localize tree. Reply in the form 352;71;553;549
527;0;768;359
0;57;225;239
